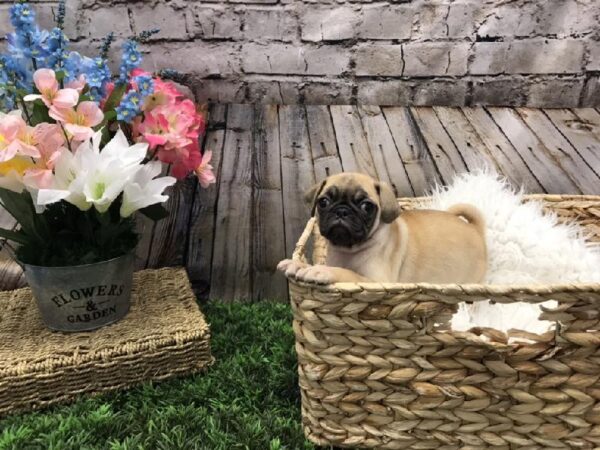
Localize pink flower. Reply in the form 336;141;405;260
195;151;216;188
19;124;67;191
100;81;115;110
50;101;104;142
170;143;202;180
0;114;41;162
131;70;182;111
135;99;199;151
23;168;55;190
66;74;87;93
23;69;79;109
133;111;170;149
33;123;65;168
133;98;206;179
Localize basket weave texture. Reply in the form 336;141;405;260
0;267;213;417
288;195;600;449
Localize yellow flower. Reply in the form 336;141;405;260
0;157;35;176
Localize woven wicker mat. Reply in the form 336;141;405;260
0;267;213;416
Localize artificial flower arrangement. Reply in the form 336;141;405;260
0;1;216;268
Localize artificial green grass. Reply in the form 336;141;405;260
0;302;317;450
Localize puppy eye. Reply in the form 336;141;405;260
360;201;376;215
317;197;330;209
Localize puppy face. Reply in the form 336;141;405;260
305;173;399;248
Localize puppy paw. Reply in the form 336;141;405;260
277;259;308;279
295;265;337;285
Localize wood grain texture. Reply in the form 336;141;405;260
410;107;468;183
279;105;316;257
381;107;440;195
330;106;378;177
433;107;498;171
517;108;600;194
0;206;23;291
358;105;414;197
306;105;343;182
487;107;581;194
210;104;255;301
544;109;600;180
462;107;544;193
252;105;288;300
0;247;25;291
186;104;228;295
572;109;600;141
145;176;197;269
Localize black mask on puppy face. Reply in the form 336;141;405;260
316;186;378;248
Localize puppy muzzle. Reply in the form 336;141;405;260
321;217;368;248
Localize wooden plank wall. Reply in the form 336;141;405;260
0;106;598;300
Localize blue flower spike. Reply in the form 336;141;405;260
119;40;142;83
116;90;143;123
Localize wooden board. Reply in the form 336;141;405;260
380;107;440;195
279;105;316;257
305;105;343;182
410;107;467;184
0;206;24;291
145;176;197;269
544;109;600;180
134;214;154;270
486;107;581;194
210;104;255;301
572;108;600;141
330;106;378;177
0;248;25;291
433;107;499;171
516;108;600;194
251;105;288;300
357;105;414;197
186;104;228;295
461;107;544;193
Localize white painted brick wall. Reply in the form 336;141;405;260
1;0;599;106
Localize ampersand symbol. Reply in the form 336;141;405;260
86;300;97;312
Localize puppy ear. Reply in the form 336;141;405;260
304;180;326;217
376;181;399;223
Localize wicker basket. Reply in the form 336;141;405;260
288;195;600;449
0;268;213;416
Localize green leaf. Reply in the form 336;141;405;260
55;70;66;82
98;110;117;131
103;83;127;113
30;100;52;126
100;125;112;147
0;188;49;242
139;204;169;221
0;228;29;245
103;110;117;122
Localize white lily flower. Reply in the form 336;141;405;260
120;160;176;218
36;148;86;208
36;129;149;213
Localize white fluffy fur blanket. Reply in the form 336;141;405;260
423;171;600;335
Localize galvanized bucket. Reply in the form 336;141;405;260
21;252;134;332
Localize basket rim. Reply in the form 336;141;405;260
290;194;600;297
399;193;600;203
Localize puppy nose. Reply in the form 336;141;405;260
335;206;351;218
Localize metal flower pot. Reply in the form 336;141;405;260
21;253;134;332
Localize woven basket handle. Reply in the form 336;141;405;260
292;217;316;264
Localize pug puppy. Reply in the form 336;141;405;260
278;173;487;285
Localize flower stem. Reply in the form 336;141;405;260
59;123;73;152
18;96;32;123
142;147;158;164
